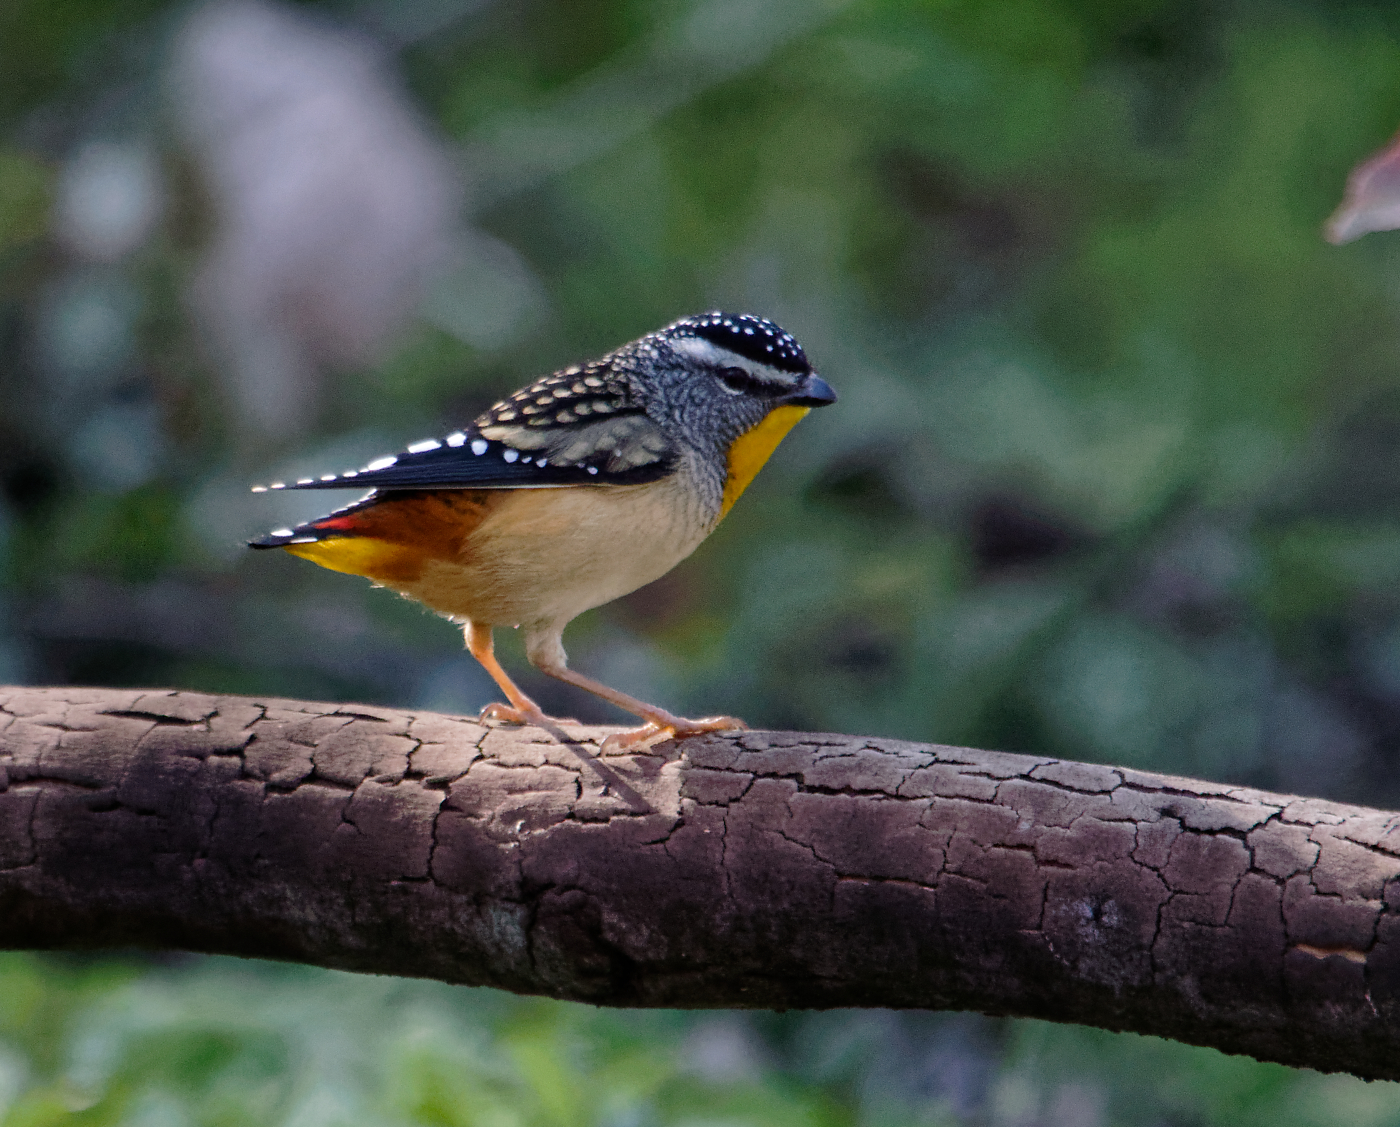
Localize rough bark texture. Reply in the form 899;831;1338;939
2;686;1398;1079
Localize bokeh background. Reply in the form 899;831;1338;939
5;0;1400;1122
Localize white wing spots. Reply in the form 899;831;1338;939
482;359;632;437
270;482;286;490
446;431;467;447
271;528;294;537
408;439;442;453
288;536;318;544
366;455;398;471
587;466;599;475
343;470;358;477
503;448;519;463
320;474;337;481
296;478;313;485
537;458;548;467
471;439;488;455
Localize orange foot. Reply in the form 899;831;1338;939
599;714;748;756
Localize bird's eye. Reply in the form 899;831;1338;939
717;367;762;396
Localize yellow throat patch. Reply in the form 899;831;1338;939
721;404;811;518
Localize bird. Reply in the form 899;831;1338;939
249;312;837;752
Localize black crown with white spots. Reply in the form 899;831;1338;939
660;312;810;374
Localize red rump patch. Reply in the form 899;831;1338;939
312;516;360;532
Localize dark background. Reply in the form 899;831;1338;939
3;0;1400;1122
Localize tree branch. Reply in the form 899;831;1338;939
2;686;1398;1079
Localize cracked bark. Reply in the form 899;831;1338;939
2;687;1399;1079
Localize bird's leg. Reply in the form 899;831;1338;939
464;621;555;729
525;627;746;754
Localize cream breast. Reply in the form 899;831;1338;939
397;471;716;628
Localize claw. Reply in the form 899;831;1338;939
478;701;546;727
599;715;748;756
478;702;525;726
599;724;672;755
477;702;579;730
672;715;748;738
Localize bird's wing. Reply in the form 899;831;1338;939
253;413;676;494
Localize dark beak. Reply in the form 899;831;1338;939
783;373;837;408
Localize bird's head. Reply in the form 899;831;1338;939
617;312;837;514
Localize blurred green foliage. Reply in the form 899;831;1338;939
0;151;49;258
7;0;1400;1120
1;953;1399;1126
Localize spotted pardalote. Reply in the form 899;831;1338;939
251;312;836;752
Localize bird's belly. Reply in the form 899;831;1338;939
399;479;711;627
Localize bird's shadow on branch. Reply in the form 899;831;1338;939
528;716;677;815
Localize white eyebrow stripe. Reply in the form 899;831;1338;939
668;335;799;379
668;337;730;364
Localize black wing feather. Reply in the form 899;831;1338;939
255;427;672;493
